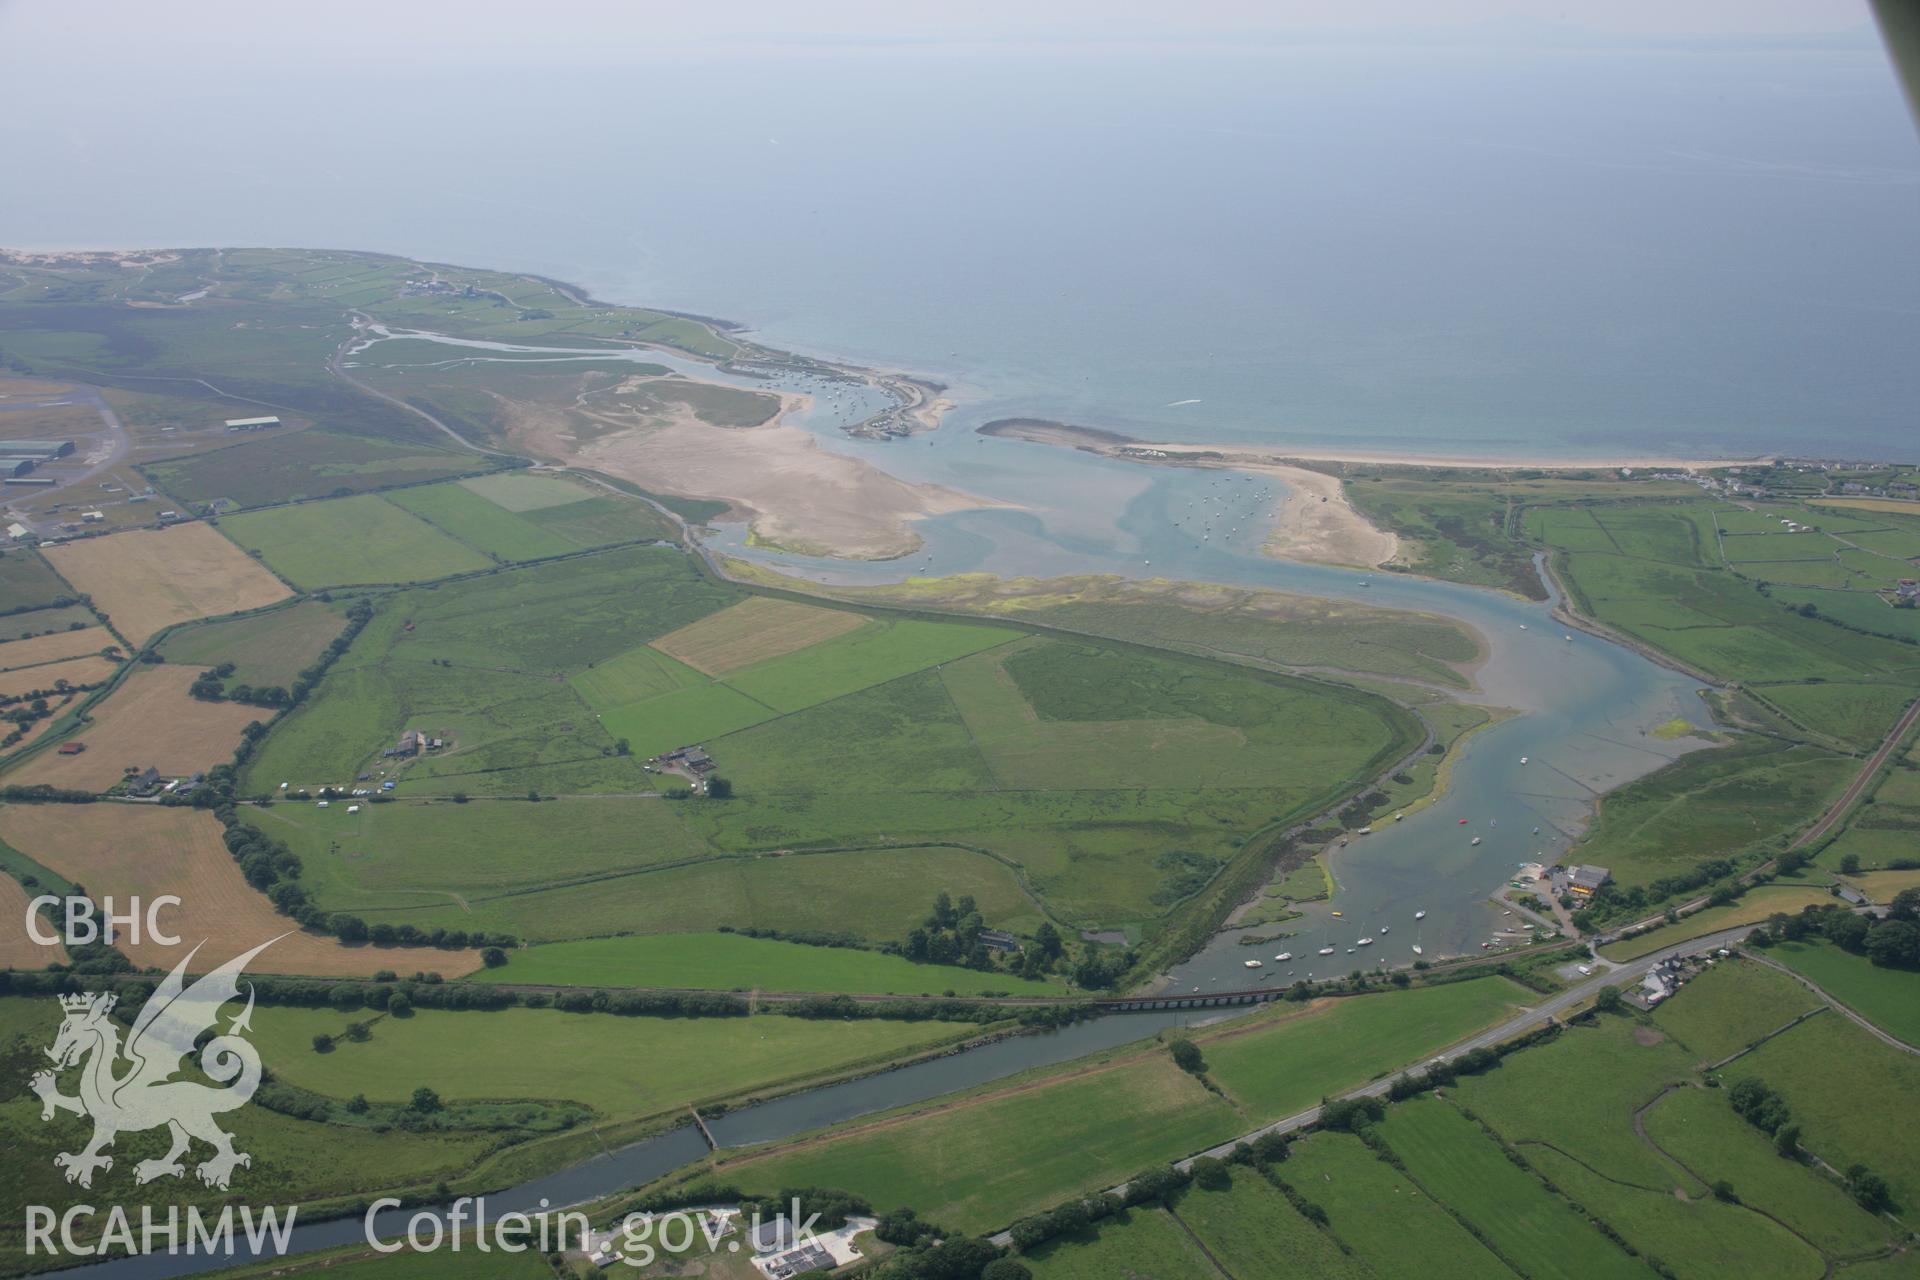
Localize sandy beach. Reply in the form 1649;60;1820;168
506;373;1000;560
980;420;1402;569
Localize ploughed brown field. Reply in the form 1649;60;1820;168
0;804;483;977
41;522;291;645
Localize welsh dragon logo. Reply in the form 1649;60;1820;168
30;936;281;1190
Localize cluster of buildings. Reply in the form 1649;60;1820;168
1634;954;1699;1008
584;1211;875;1276
120;765;204;799
651;744;716;775
383;728;451;759
0;438;76;482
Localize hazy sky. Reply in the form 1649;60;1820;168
0;0;1885;64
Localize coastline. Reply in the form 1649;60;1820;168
977;416;1770;474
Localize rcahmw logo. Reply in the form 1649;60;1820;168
24;934;301;1260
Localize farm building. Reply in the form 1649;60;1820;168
56;741;87;756
978;929;1022;953
0;457;37;478
124;766;164;796
383;729;450;758
660;745;716;774
223;416;282;431
1567;864;1611;897
1;440;75;459
6;522;28;540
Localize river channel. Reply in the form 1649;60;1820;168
59;330;1723;1278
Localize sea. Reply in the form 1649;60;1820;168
3;33;1918;460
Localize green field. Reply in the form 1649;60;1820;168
1374;1097;1654;1280
569;645;706;708
1452;1017;1701;1189
257;798;1049;944
1643;1085;1892;1258
157;598;347;686
1521;1145;1823;1280
1165;1169;1371;1279
797;569;1483;690
719;619;1016;713
1279;1130;1513;1278
386;481;579;561
219;494;492;586
719;979;1525;1235
1648;957;1823;1062
1770;940;1920;1046
598;681;781;758
249;1005;969;1123
1724;1010;1920;1208
723;1051;1243;1234
143;428;498;508
477;933;1068;996
0;998;494;1262
0;547;78;612
241;544;1420;934
1198;978;1530;1118
1575;737;1852;892
0;603;95;643
1021;1206;1216;1279
238;547;737;793
1450;1016;1834;1280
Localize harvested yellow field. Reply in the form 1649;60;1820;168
0;875;65;968
42;523;291;645
5;665;263;791
1809;497;1920;515
0;655;118;700
1852;869;1920;901
0;625;117;671
0;805;482;978
651;597;868;675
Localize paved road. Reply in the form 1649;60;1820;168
987;924;1756;1245
1746;951;1920;1058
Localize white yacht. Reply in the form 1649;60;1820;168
1414;909;1427;920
